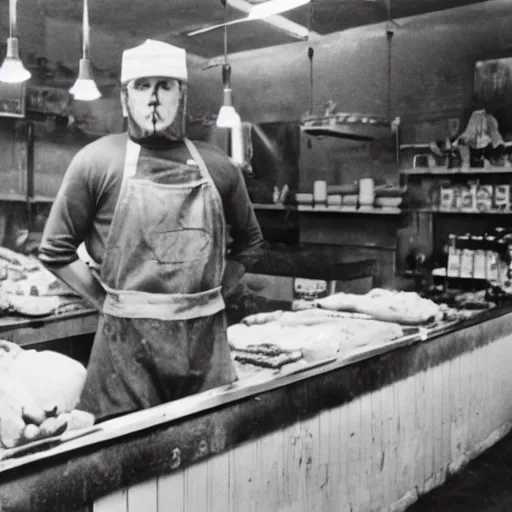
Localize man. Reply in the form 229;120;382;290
38;40;264;422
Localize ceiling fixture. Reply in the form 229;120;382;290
69;0;101;101
188;0;311;36
300;0;394;141
216;0;244;165
216;0;241;129
0;0;31;83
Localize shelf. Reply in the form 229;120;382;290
401;166;512;176
406;207;512;215
297;205;402;215
252;203;288;211
400;141;512;150
0;194;54;204
252;203;403;215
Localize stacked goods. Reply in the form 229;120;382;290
0;246;87;317
0;340;93;449
313;288;442;325
228;308;404;375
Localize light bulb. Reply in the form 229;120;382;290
69;58;101;101
0;58;31;83
217;105;241;128
0;38;31;83
69;79;101;101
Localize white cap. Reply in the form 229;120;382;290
120;39;188;84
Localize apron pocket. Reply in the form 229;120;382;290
148;228;211;264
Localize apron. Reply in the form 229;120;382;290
78;137;237;422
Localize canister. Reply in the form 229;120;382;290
313;180;327;204
327;194;343;208
359;178;375;206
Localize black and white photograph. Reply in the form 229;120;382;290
1;0;512;511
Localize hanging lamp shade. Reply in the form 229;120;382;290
69;0;101;101
0;37;31;83
0;0;31;84
216;63;241;129
69;58;101;101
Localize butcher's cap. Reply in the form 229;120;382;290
121;39;188;84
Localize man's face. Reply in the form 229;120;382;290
122;76;181;135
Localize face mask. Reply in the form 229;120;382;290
121;77;187;146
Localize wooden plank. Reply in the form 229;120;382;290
371;386;386;507
404;377;417;494
254;428;282;512
431;363;444;488
423;366;434;494
381;381;395;505
184;455;209;512
328;400;345;510
302;415;321;511
157;471;184;512
449;353;463;469
413;371;426;492
358;392;373;510
0;310;98;345
127;480;157;512
229;439;260;512
94;489;128;512
346;395;362;508
441;360;451;481
206;452;230;512
281;421;305;511
317;410;331;511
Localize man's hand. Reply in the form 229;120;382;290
41;259;106;311
221;260;246;299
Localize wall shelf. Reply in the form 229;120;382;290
252;203;403;215
401;166;512;176
297;205;402;215
406;207;512;215
252;204;288;211
0;194;54;204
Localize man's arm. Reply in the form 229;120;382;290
221;164;265;298
44;259;106;311
38;149;106;310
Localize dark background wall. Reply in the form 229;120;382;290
1;3;511;196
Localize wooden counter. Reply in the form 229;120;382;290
1;308;512;512
0;309;98;347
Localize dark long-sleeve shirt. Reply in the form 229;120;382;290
39;133;264;270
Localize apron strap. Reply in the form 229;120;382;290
184;138;215;186
124;137;141;179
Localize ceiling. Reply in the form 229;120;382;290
34;0;491;60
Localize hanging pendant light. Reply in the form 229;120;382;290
69;0;101;101
216;0;241;129
215;0;244;165
299;1;392;141
216;63;241;129
0;0;31;83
